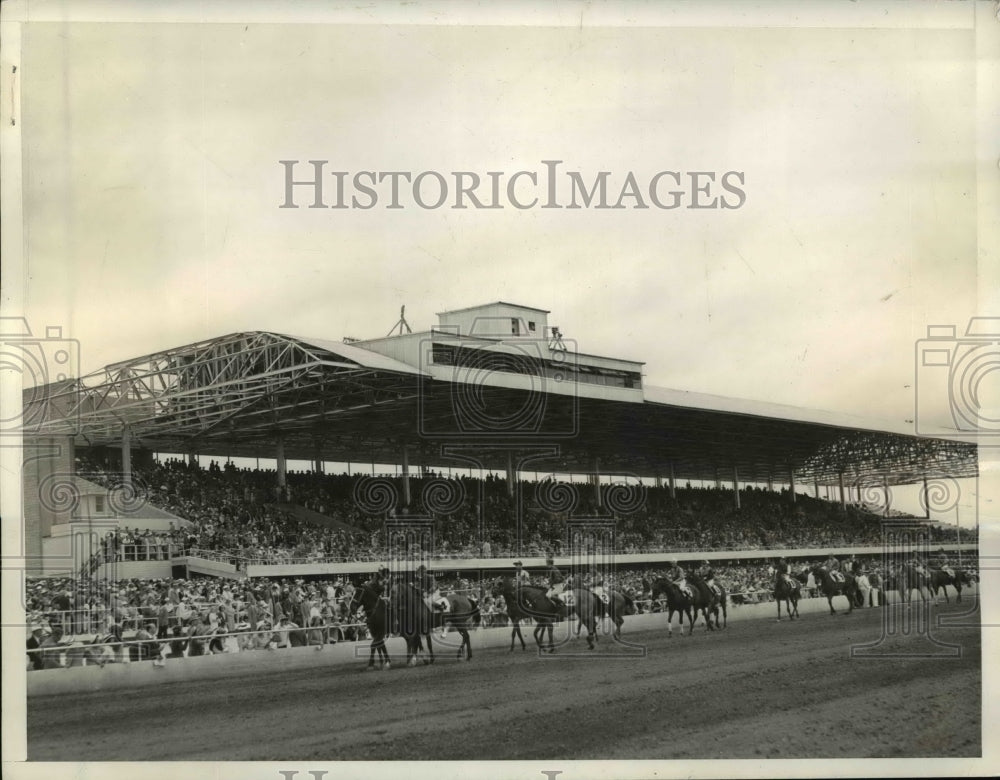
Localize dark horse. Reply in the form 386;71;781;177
562;587;600;649
890;564;933;605
690;573;727;630
388;582;436;666
774;574;801;620
432;592;481;661
347;580;391;670
810;565;858;615
596;589;636;639
493;576;561;653
644;577;712;636
929;567;972;604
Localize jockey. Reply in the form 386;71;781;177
667;560;692;598
699;561;721;598
908;552;927;577
544;556;567;602
589;568;606;601
931;548;954;576
775;557;792;586
824;554;840;573
374;567;392;600
414;564;438;596
512;560;530;586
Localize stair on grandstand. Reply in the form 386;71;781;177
269;503;366;534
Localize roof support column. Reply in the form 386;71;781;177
733;465;741;510
593;456;602;509
313;440;324;475
715;467;721;490
669;461;676;500
401;444;411;508
814;479;820;499
121;424;132;487
883;476;890;517
789;467;796;504
655;474;663;489
767;472;773;493
922;476;930;520
838;472;846;512
506;451;515;498
276;436;287;500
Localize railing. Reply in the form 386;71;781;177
24;621;371;670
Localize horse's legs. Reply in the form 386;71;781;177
828;594;836;615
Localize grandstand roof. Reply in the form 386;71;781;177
23;329;977;488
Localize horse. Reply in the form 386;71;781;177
347;581;391;670
388;582;436;667
431;592;481;661
561;587;600;649
595;588;635;639
644;577;711;636
929;567;972;604
492;576;561;653
885;564;931;605
810;565;858;615
774;575;801;620
690;573;727;630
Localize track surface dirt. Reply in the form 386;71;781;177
27;600;981;760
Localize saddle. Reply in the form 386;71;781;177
561;591;576;608
425;591;450;612
709;583;723;598
830;571;845;584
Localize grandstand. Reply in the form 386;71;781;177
18;301;979;577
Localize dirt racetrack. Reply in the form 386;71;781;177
27;599;981;761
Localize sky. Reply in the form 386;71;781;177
14;14;981;425
4;4;994;522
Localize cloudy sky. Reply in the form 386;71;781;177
9;3;985;436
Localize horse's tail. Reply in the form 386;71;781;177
623;592;635;615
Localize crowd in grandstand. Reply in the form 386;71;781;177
75;454;967;571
